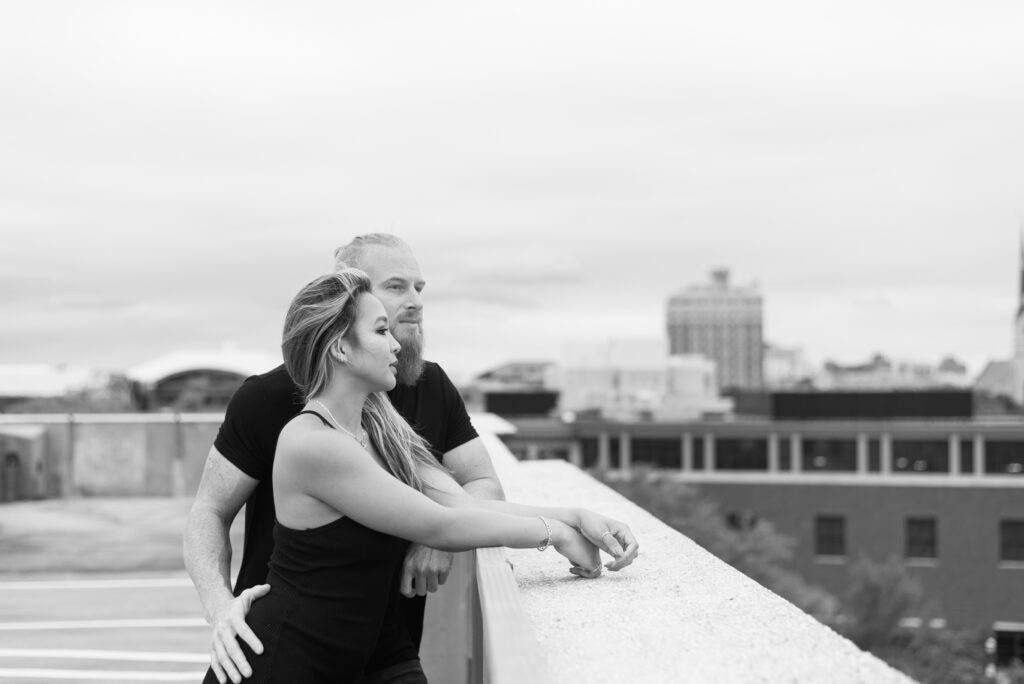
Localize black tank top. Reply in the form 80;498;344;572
268;410;410;598
259;410;415;679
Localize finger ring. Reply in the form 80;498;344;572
601;531;615;540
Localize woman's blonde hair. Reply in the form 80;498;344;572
282;269;441;491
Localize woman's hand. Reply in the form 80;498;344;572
549;519;602;578
573;509;639;571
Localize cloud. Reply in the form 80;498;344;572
853;294;891;310
1;0;1022;379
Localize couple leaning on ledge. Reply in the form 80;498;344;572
182;234;640;684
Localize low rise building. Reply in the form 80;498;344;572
462;361;559;417
557;339;732;421
764;343;815;388
815;354;970;390
126;344;278;411
499;401;1024;650
0;364;102;411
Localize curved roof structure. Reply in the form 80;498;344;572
126;345;280;386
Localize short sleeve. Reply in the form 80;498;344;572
214;375;276;481
435;365;479;453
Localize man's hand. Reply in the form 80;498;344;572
575;510;640;571
400;544;454;597
208;584;270;684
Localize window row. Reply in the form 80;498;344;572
573;436;1024;475
813;516;1024;563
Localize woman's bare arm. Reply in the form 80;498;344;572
418;464;639;570
276;429;597;568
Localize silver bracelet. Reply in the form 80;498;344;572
537;516;552;552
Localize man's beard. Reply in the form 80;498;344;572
393;325;425;386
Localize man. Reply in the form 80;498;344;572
184;234;638;684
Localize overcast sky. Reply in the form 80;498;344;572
2;1;1023;382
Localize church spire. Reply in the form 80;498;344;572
1019;226;1024;317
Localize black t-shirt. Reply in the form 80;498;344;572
213;361;478;647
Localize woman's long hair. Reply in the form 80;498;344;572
281;269;441;491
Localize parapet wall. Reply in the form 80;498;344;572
477;428;915;684
0;414;219;498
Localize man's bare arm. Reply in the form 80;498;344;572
442;437;505;501
183;447;262;684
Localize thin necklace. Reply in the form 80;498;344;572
311;399;367;449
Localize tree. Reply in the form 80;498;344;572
599;469;840;624
842;555;925;652
839;557;1024;683
5;374;141;413
871;627;992;684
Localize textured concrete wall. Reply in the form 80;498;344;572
0;415;222;497
70;419;221;496
479;429;914;684
41;423;73;497
73;422;151;495
181;421;220;496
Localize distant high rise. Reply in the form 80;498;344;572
975;231;1024;406
1013;233;1024;404
666;268;763;389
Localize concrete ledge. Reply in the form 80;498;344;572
479;430;914;684
475;547;551;684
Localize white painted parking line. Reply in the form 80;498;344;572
0;669;205;681
0;649;207;663
0;618;207;631
0;578;193;591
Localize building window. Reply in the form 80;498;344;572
608;438;621;470
959;439;975;473
892;440;949;473
716;438;768;471
986;441;1024;475
580;438;599;469
802;439;857;472
778;438;791;470
868;438;881;472
1000;520;1024;562
632;439;682;469
905;518;937;560
995;628;1024;667
815;515;846;557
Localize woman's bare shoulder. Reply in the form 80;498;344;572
277;416;367;474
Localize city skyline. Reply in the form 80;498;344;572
3;237;1017;386
3;2;1024;383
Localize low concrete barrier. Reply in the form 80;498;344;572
0;413;220;497
421;422;915;684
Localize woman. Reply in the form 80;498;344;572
203;269;630;683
